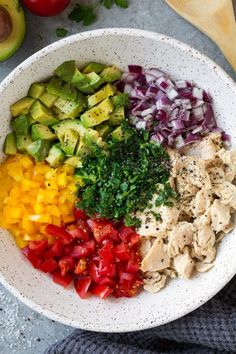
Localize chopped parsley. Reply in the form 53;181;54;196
69;0;129;26
76;123;176;226
55;28;68;38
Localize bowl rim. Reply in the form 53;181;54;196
0;28;236;332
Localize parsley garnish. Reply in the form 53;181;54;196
76;123;175;226
55;28;68;38
69;0;129;26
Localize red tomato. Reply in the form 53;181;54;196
113;243;130;261
74;259;87;275
74;208;88;221
74;276;92;299
88;262;100;283
71;239;95;258
119;226;135;243
98;261;116;278
59;256;75;276
45;224;73;245
87;219;118;243
39;259;58;273
98;276;115;288
22;247;42;268
91;284;113;299
44;239;63;259
98;241;114;262
52;270;73;287
22;0;70;17
68;227;90;241
28;240;48;255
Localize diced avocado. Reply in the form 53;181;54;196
109;106;125;126
4;133;17;155
47;77;77;101
39;92;58;108
54;93;87;119
75;139;89;158
112;93;129;109
60;129;79;155
28;83;46;99
54;60;76;82
78;72;104;94
71;68;89;89
100;66;122;83
26;140;51;161
27;114;37;126
96;123;112;138
31;124;57;141
111;126;125;142
12;114;29;136
64;156;82;168
30;101;59;126
16;135;33;153
83;129;106;153
83;62;106;74
10;97;35;117
46;144;65;167
88;84;116;108
52;119;86;139
81;98;113;128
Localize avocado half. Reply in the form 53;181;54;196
0;0;26;62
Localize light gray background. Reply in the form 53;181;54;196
0;1;235;353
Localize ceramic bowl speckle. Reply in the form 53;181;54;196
0;29;236;332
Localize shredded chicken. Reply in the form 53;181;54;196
140;134;236;293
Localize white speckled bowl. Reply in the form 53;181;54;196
0;29;236;332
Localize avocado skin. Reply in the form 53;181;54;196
0;0;26;62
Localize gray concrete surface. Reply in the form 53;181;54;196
0;1;235;353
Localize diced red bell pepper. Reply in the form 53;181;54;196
74;208;88;221
45;224;73;245
44;239;63;259
28;240;48;255
39;259;58;273
74;259;87;274
59;256;75;276
52;270;73;288
88;262;100;283
74;276;92;299
22;247;42;269
113;242;130;261
91;284;113;299
98;261;116;278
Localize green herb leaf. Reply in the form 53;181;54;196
102;0;114;9
68;5;97;26
55;28;68;38
114;0;129;8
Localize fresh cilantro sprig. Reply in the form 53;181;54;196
69;0;129;26
55;28;68;38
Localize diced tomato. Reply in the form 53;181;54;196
44;239;63;259
113;243;130;261
52;270;73;288
59;256;75;276
22;247;42;268
88;262;100;283
28;240;48;255
68;227;90;241
98;276;115;288
45;224;73;245
91;284;113;299
77;220;91;237
129;233;140;248
126;258;140;274
74;259;87;274
119;226;135;243
116;261;126;277
71;239;95;258
62;243;74;257
39;259;58;273
85;239;96;253
98;261;116;278
74;208;88;221
87;219;118;243
98;241;114;262
74;276;92;299
119;272;136;290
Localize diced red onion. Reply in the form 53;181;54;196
116;65;227;148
